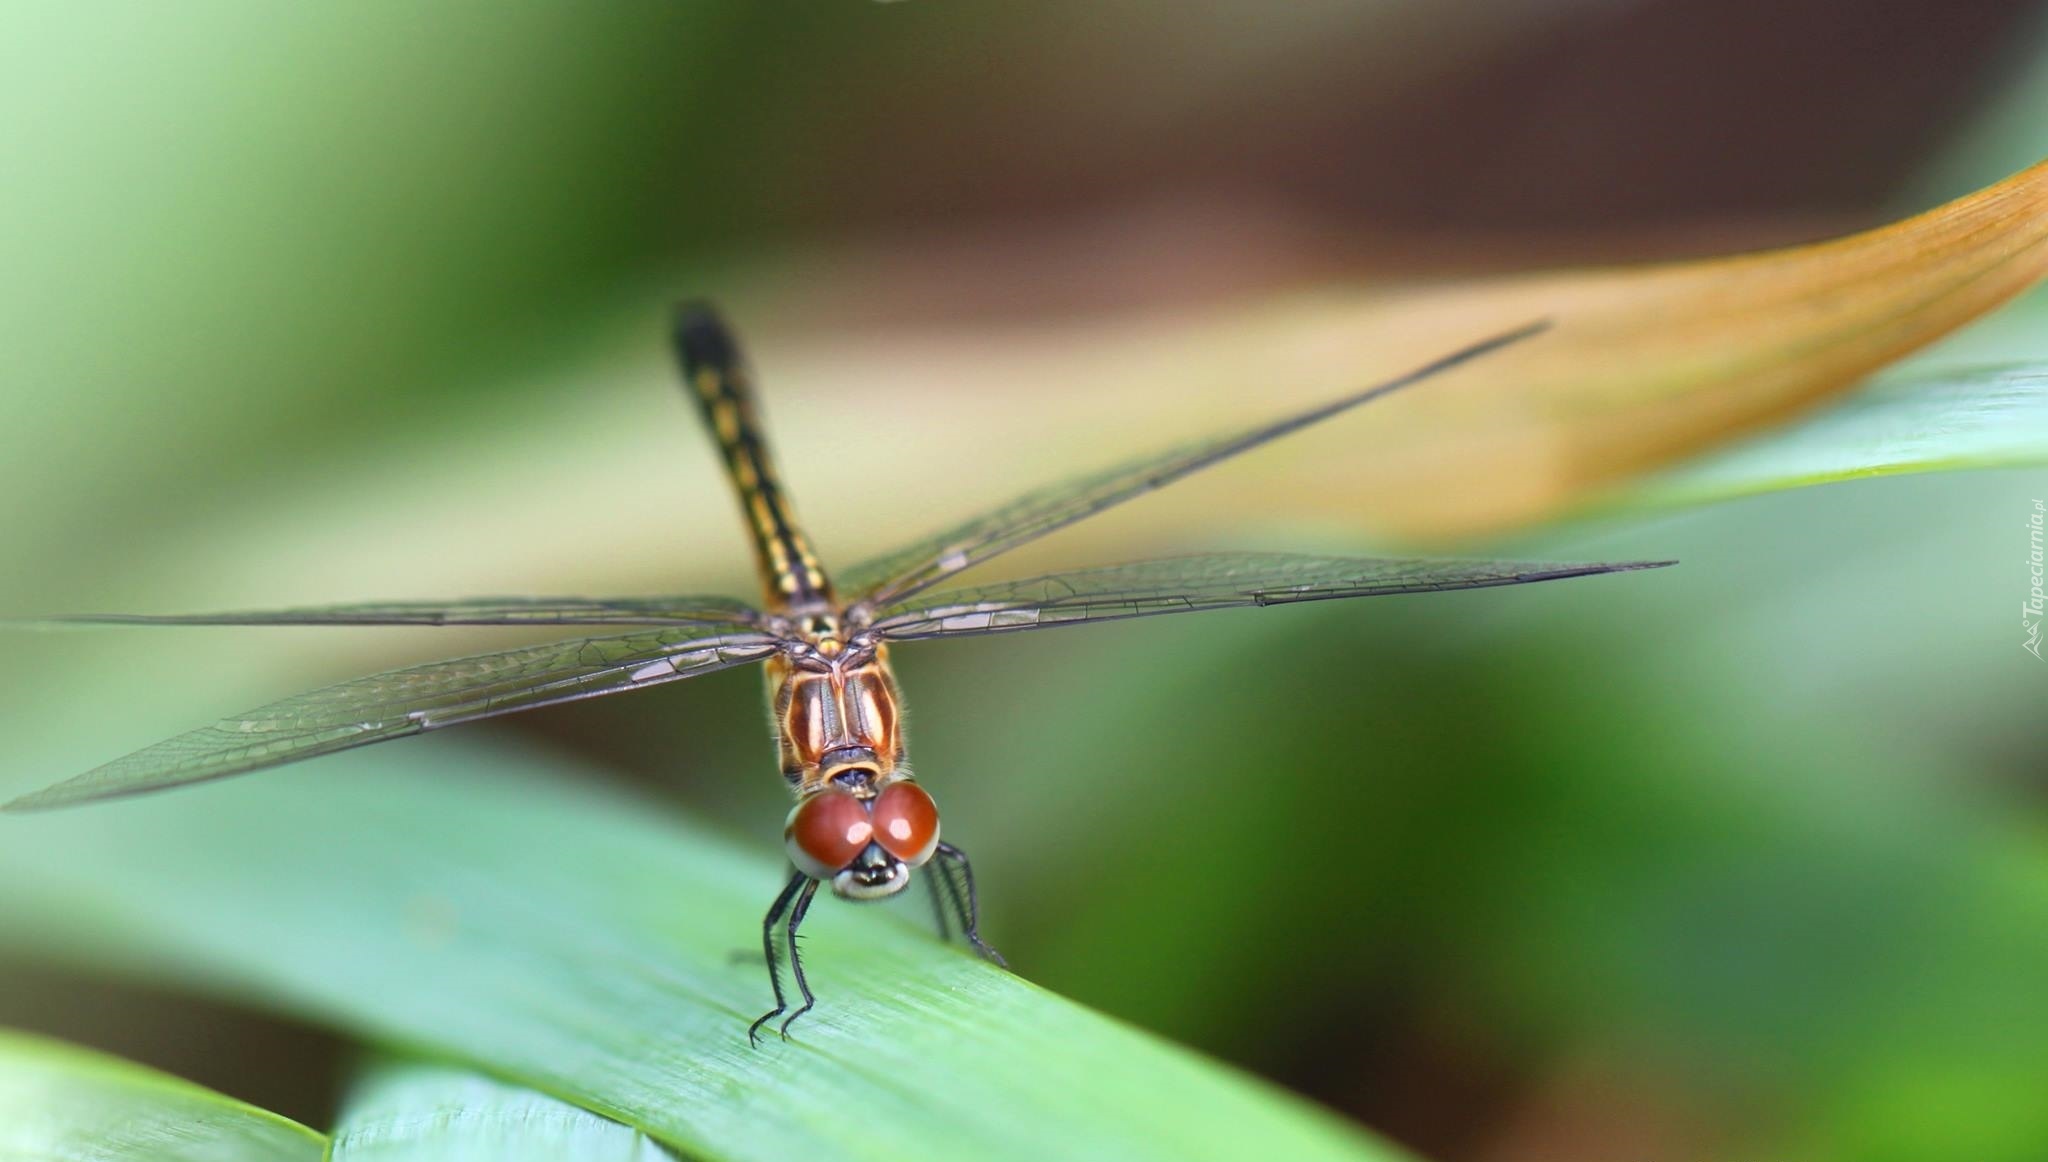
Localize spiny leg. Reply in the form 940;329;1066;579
747;870;808;1047
924;863;953;942
777;878;823;1039
931;852;969;947
936;842;1007;968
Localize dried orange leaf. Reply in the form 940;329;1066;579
1179;158;2048;539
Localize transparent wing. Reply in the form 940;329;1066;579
3;626;783;811
839;321;1548;608
11;595;762;629
867;552;1672;640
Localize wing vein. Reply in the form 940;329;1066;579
4;627;782;811
868;552;1673;641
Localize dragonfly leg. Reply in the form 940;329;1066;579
931;853;970;946
747;870;808;1047
776;879;823;1039
936;842;1007;968
924;864;954;942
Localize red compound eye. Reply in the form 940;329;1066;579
870;781;940;867
785;790;872;880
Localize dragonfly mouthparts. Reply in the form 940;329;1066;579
833;844;910;901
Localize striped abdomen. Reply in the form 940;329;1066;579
672;304;833;608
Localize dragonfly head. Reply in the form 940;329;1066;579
785;780;941;901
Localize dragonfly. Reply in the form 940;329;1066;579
4;304;1671;1042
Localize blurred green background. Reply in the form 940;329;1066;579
4;3;2048;1160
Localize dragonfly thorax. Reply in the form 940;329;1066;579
766;643;907;797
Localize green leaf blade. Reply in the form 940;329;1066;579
0;744;1402;1162
333;1057;675;1162
1611;363;2048;513
0;1027;326;1162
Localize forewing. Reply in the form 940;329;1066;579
13;596;762;628
867;552;1672;640
839;322;1547;607
3;626;782;811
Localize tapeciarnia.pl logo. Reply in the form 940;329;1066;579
2028;499;2045;659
